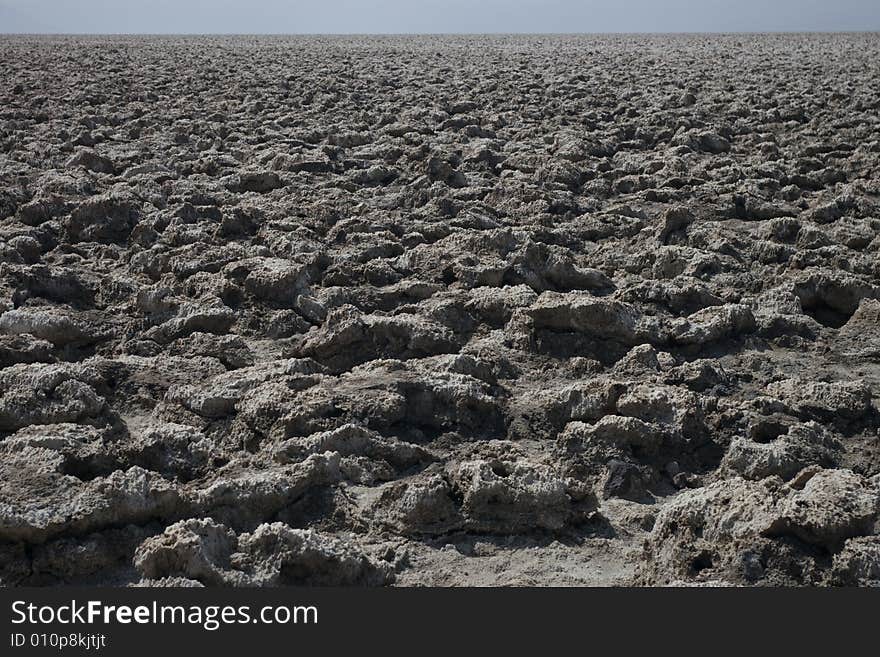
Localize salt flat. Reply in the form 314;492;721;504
1;34;879;586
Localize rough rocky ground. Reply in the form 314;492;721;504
1;33;879;587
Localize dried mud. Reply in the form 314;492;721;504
1;34;879;587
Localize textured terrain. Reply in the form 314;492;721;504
1;34;879;587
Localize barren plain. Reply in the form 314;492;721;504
1;34;879;586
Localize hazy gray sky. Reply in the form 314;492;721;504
1;0;879;34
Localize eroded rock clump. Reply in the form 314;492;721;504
1;34;879;586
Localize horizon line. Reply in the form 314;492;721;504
2;29;880;37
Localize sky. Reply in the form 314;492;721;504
1;0;878;34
